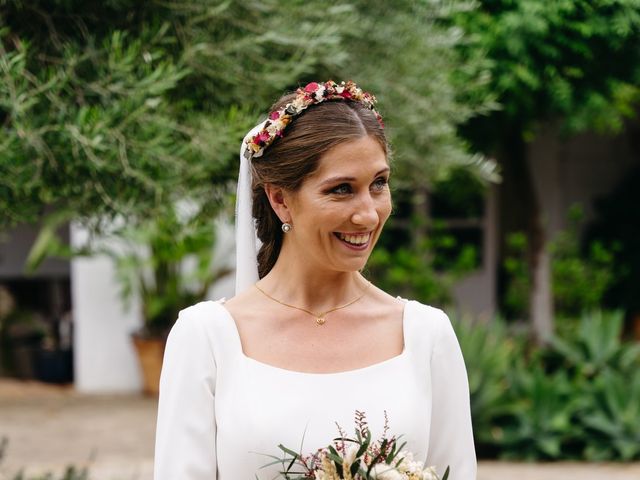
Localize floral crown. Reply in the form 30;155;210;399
243;80;383;160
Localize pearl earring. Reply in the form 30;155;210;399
281;223;292;233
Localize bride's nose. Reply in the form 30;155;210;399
350;192;378;227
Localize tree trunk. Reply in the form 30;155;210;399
498;126;553;341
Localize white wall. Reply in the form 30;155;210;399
71;223;143;393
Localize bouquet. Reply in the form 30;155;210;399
260;411;449;480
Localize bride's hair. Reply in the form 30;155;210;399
251;93;388;278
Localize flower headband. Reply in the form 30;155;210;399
243;80;384;161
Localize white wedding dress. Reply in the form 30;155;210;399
154;299;477;480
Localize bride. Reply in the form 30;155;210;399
154;80;476;479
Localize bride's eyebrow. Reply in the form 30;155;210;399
317;168;390;187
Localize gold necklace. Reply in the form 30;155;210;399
254;280;372;326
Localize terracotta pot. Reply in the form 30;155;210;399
132;334;165;396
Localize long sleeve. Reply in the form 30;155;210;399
154;306;217;480
427;310;477;480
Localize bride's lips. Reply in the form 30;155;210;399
333;231;373;251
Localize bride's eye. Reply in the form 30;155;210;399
371;177;389;191
330;183;352;195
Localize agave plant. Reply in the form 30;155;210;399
498;363;584;460
581;370;640;461
546;311;639;378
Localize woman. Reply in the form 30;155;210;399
154;81;476;479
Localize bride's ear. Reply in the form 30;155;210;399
264;183;292;224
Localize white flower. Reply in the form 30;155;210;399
421;466;440;480
266;124;279;135
370;463;405;480
343;444;359;466
291;97;306;110
313;85;326;101
396;451;424;474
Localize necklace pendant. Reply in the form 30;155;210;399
316;316;326;326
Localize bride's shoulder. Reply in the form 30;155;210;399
369;284;444;318
377;288;450;328
169;299;230;337
179;298;226;317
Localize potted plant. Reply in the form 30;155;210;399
111;205;231;395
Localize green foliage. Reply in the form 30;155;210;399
502;206;616;320
0;0;356;230
1;0;498;234
544;310;640;461
502;232;530;319
551;206;616;317
546;310;638;378
497;366;579;460
430;167;487;218
582;369;640;460
343;0;499;186
453;0;640;145
367;228;477;307
451;315;526;457
100;204;231;335
587;166;640;313
0;21;203;227
457;310;640;460
367;245;451;307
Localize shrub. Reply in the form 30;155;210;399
456;310;640;460
551;206;616;317
452;315;527;458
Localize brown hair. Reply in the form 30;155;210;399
251;93;388;278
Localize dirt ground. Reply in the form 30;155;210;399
1;379;639;480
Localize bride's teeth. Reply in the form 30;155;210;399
337;233;370;245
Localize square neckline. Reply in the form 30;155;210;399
216;298;411;377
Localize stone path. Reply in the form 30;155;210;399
1;380;639;480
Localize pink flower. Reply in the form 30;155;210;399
254;131;270;145
340;90;352;99
269;111;281;120
304;82;320;93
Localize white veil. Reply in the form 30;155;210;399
235;121;268;294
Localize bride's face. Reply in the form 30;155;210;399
283;135;391;273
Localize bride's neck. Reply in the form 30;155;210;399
258;251;367;311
